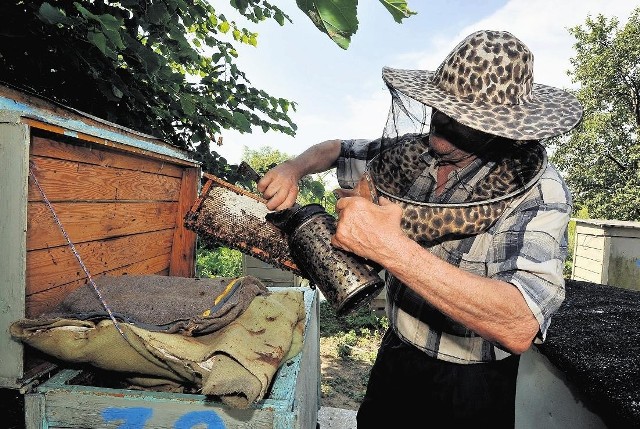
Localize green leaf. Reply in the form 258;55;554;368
274;10;286;26
378;0;417;23
295;0;358;49
218;21;231;33
112;84;124;99
73;2;96;20
232;111;251;132
38;3;71;25
87;31;108;57
180;94;196;115
147;2;170;25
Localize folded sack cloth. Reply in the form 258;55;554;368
43;275;269;335
11;289;306;408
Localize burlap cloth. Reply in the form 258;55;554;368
11;275;306;408
43;275;268;335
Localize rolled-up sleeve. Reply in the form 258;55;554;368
488;166;572;342
336;138;381;189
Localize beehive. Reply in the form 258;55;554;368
0;85;319;428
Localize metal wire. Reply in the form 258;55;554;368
28;161;129;341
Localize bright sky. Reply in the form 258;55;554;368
215;0;638;165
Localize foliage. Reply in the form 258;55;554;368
1;0;298;179
548;7;640;221
196;246;242;278
297;0;416;49
319;299;388;337
0;1;414;182
318;298;386;407
242;146;338;214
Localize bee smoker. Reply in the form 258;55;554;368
266;203;384;316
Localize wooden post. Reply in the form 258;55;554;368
169;167;199;277
0;121;28;387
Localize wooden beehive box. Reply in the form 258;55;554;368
0;85;320;428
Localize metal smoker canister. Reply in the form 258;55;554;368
267;204;384;316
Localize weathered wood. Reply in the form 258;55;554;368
28;156;182;202
27;201;178;250
26;253;172;317
37;383;278;429
31;135;184;178
574;230;606;250
243;255;300;287
572;245;603;263
0;122;28;387
26;229;174;295
572;265;603;284
169;167;199;277
24;392;46;429
290;287;320;428
1;86;201;391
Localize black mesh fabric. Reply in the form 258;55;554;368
380;85;430;153
373;85;546;205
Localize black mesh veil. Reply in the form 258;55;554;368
370;83;548;205
380;84;432;153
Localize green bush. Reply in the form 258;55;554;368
319;300;388;337
196;247;242;278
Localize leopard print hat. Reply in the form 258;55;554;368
382;30;583;140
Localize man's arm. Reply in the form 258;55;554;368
258;139;342;210
331;196;540;355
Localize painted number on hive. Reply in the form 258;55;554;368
102;407;225;428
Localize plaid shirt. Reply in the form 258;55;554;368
337;137;571;364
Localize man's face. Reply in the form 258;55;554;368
428;110;495;164
430;110;494;151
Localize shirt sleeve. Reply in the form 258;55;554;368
336;138;382;189
487;165;572;342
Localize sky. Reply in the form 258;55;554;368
214;0;638;166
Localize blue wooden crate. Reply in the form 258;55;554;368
24;287;320;429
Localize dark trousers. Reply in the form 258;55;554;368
357;329;521;429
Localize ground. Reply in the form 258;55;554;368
318;300;387;410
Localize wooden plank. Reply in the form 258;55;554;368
290;290;319;429
26;253;171;317
21;117;197;168
573;245;603;262
572;265;603;284
24;392;46;429
31;135;185;178
573;254;602;274
574;233;605;252
38;385;278;429
26;229;174;296
27;201;178;251
169;167;199;277
0;122;28;387
28;156;182;202
575;224;607;237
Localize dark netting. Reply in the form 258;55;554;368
372;84;547;205
380;85;431;153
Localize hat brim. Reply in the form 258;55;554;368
382;67;583;140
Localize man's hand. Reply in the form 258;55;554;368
331;196;405;263
257;161;302;211
257;139;342;211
